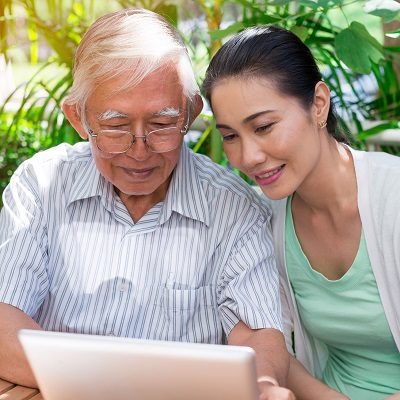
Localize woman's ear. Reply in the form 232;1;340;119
62;102;89;140
313;81;331;123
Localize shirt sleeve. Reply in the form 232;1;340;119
0;161;49;317
217;214;282;335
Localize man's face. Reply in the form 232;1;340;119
84;66;187;203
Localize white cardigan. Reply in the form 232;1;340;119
266;147;400;377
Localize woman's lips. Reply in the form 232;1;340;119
254;165;285;185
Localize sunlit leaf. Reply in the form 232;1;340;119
357;120;400;139
210;22;245;41
335;21;384;74
385;28;400;38
72;3;85;18
299;0;342;10
270;0;291;5
27;22;38;65
291;26;309;42
154;3;178;27
364;0;400;23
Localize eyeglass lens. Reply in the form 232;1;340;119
96;127;182;154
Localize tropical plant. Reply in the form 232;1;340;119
1;0;400;205
192;0;400;153
0;0;180;147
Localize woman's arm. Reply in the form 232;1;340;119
287;355;349;400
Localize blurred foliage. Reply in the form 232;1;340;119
1;0;400;206
0;108;80;200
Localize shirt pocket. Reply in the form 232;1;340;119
161;285;224;343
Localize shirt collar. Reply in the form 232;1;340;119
67;156;114;211
160;144;210;226
67;144;210;226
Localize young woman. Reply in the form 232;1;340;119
203;26;400;400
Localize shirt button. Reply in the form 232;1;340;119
119;283;129;292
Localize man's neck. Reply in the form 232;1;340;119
116;177;171;223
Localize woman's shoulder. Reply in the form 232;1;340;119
352;147;400;171
352;149;400;213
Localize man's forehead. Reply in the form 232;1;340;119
96;107;182;121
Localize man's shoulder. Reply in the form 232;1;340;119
189;149;271;215
28;141;91;165
12;142;93;193
16;142;91;176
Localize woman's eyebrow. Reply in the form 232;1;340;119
216;123;232;130
242;110;274;124
216;110;275;129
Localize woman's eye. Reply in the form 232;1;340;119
222;133;238;142
255;123;275;134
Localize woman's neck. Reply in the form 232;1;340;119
294;138;357;216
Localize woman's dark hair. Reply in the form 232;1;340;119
203;25;348;143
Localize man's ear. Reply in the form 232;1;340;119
313;81;331;123
188;94;204;126
62;102;89;140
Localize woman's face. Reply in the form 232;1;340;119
210;77;324;200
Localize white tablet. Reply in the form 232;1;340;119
18;329;259;400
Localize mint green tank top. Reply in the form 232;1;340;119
285;196;400;399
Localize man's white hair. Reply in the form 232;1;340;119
64;8;199;112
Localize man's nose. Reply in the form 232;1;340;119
125;133;152;160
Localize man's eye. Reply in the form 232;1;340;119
150;122;176;130
105;124;129;130
101;130;129;138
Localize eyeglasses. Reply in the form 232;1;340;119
87;123;188;154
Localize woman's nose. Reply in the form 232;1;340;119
241;138;267;169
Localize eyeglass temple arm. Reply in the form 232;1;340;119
181;109;191;133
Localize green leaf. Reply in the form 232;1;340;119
154;3;178;27
192;125;212;153
269;0;291;5
334;21;384;74
357;121;400;140
291;26;309;42
72;3;85;18
27;22;38;65
385;28;400;39
299;0;342;10
364;0;400;23
210;22;245;41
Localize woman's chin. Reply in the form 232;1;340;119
259;186;292;200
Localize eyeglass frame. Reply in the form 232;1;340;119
84;111;190;154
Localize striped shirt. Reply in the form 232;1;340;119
0;142;281;343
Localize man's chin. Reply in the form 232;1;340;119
113;181;171;202
114;185;154;197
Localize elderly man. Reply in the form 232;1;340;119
0;8;293;399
